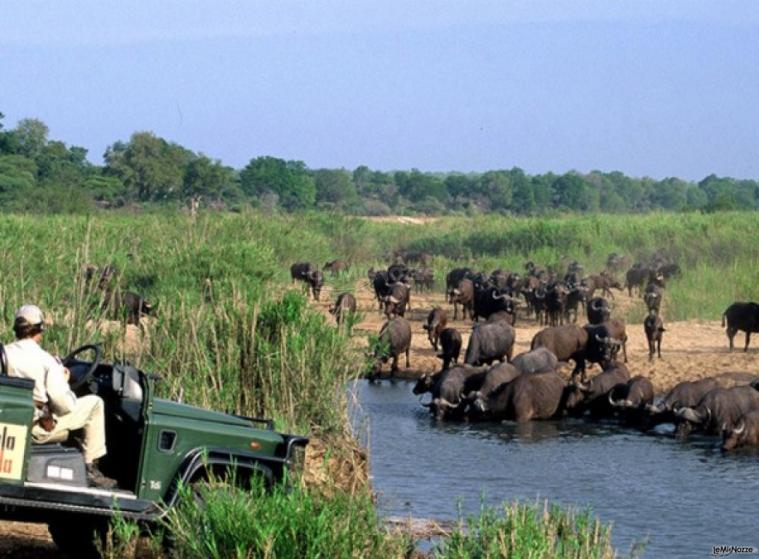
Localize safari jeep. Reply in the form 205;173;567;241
0;343;308;556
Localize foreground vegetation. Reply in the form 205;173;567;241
2;209;756;556
1;112;758;215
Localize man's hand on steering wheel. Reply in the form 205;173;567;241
62;344;103;391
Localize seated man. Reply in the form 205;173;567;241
4;305;117;489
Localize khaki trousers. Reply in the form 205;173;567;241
32;395;108;464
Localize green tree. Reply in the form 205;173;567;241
480;170;512;211
314;168;358;207
104;132;190;201
553;173;600;211
239;156;316;211
13;118;49;159
183;155;236;202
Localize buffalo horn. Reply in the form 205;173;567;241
608;391;622;407
389;296;400;304
675;406;704;423
733;420;746;435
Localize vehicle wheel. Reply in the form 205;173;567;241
48;516;108;559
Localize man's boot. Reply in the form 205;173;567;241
86;461;118;489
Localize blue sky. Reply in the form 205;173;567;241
2;1;758;180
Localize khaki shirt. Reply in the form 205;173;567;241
4;338;76;416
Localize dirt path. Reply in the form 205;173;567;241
313;280;759;394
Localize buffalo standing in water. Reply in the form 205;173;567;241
369;318;411;381
472;371;568;422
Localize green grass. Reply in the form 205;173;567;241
433;500;646;559
159;479;409;559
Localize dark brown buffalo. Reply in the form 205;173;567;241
464;321;515;366
601;319;628;363
473;371;567;422
511;347;559;375
722;409;759;451
625;264;650;297
411;268;435;292
467;362;520;409
323;260;348;276
586;297;610;325
530;325;589;377
446;268;473;303
329;292;357;326
583;273;623;299
643;310;665;360
675;385;759;437
423;307;448;350
643;377;720;430
608;375;655;420
545;282;569;327
722;302;759;352
565;362;631;417
437;328;462;370
370;317;412;380
643;283;663;314
84;264;119;292
422;365;486;420
290;262;314;283
451;278;475;320
306;269;324;301
105;290;156;326
382;283;410;319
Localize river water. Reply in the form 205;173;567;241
351;380;759;558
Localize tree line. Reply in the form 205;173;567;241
1;112;757;214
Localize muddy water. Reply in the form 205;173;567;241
351;380;759;558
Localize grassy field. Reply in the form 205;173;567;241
1;209;756;557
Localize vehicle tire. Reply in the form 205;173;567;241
48;516;108;559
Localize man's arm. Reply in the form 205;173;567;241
44;358;77;416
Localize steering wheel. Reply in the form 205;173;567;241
0;344;7;377
63;344;103;391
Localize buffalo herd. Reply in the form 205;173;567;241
290;252;757;452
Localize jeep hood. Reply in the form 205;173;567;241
152;399;259;428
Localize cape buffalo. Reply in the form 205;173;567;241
423;365;486;420
467;361;520;407
324;260;348;276
329;292;357;326
437;328;462;370
451;278;475;321
565;362;631;417
675;385;759;437
643;377;720;431
643;283;663;314
370;317;412;380
423;307;448;350
473;371;567;422
722;409;759;451
586;297;610;325
511;347;559;375
464;321;516;366
722;302;759;352
290;261;313;283
306;269;325;301
608;375;655;424
446;267;473;303
530;325;589;378
643;310;665;361
383;283;410;318
107;291;156;326
411;268;435;292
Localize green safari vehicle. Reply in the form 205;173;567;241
0;343;308;555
